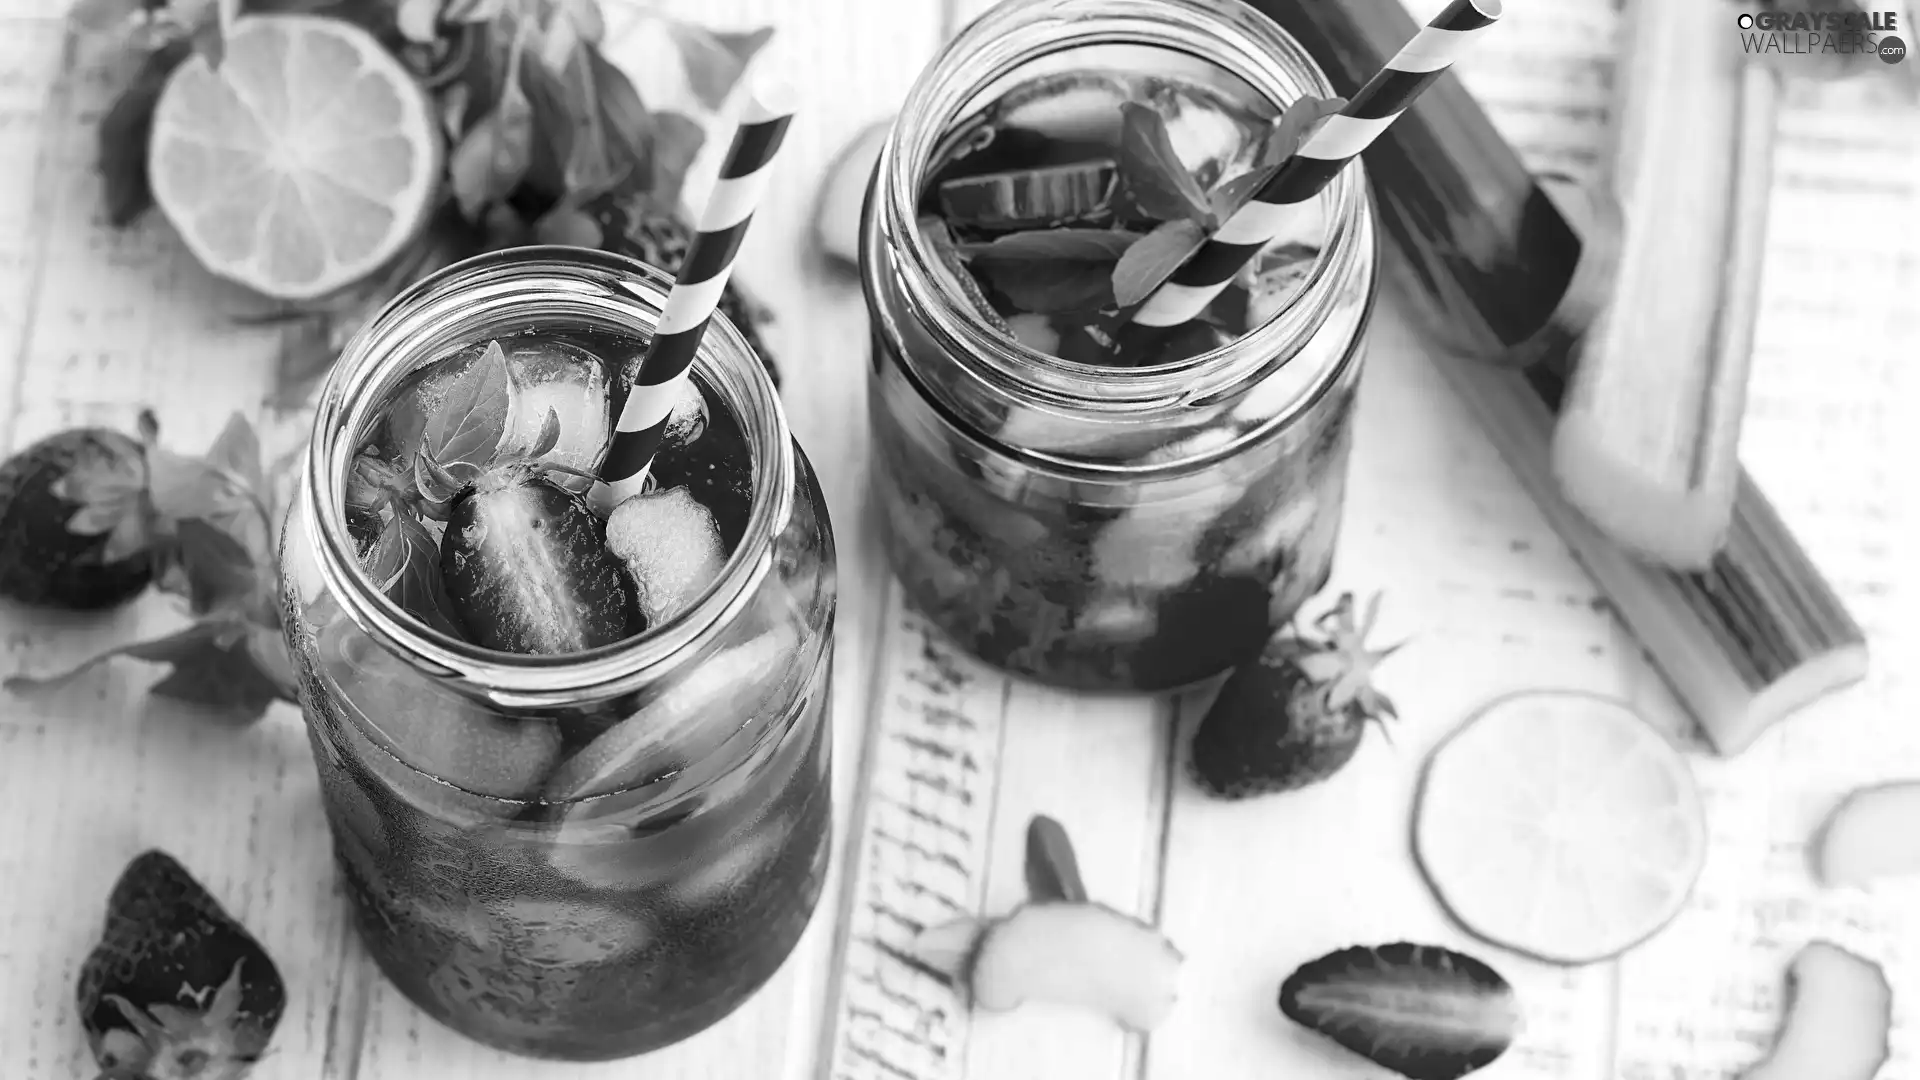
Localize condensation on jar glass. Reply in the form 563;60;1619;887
277;250;836;1062
861;0;1377;692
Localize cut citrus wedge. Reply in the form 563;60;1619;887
1414;690;1709;965
148;14;441;301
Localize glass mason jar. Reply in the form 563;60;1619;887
278;249;836;1061
862;0;1377;692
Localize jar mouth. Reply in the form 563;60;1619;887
877;0;1369;419
303;247;795;708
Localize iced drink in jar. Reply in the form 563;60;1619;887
862;0;1376;692
277;249;836;1061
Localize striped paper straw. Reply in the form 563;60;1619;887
593;76;796;509
1132;0;1502;327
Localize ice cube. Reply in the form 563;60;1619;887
661;378;708;454
1219;492;1318;578
542;624;800;800
996;72;1132;144
1005;313;1061;355
605;486;728;627
1091;428;1243;589
1144;79;1269;188
499;341;614;489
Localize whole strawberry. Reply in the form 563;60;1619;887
1187;592;1399;798
0;427;154;610
77;850;285;1080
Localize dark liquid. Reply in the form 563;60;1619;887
918;68;1325;367
291;327;833;1058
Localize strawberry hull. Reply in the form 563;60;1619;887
77;850;285;1079
440;474;640;654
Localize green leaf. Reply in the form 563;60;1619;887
204;413;265;498
963;228;1140;315
666;20;771;111
587;47;651;188
442;0;506;22
144;445;230;524
361;510;412;591
449;44;536;220
271;317;340;410
1115;102;1213;226
4;618;289;721
527;407;562;458
413;449;471;504
1024;815;1087;903
421;339;512;469
1111;217;1207;307
648;111;706;210
169;518;259;617
98;41;192;228
384;512;464;637
68;0;145;37
1261;95;1347;171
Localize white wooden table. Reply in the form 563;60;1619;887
3;1;1918;1078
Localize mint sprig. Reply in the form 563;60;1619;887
1108;94;1347;311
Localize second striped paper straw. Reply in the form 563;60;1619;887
593;76;796;509
1132;0;1502;328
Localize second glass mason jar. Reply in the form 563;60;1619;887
862;0;1377;692
279;249;835;1061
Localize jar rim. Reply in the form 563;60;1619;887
300;246;796;708
871;0;1371;446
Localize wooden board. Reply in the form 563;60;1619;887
1;0;1917;1078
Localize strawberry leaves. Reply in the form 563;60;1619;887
962;229;1141;314
6;413;299;722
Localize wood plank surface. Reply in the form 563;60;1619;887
1;0;1917;1078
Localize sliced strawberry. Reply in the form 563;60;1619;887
1278;942;1520;1080
439;468;640;654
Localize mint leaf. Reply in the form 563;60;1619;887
587;47;651;188
1260;95;1347;171
171;518;258;617
1111;218;1208;306
649;111;707;210
1206;95;1347;232
391;514;464;638
413;449;470;504
527;408;562;458
97;41;191;228
449;44;535;220
1116;102;1213;226
964;228;1140;315
422;340;512;469
667;20;772;110
5;618;289;722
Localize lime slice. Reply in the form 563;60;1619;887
1414;690;1709;964
148;14;441;301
